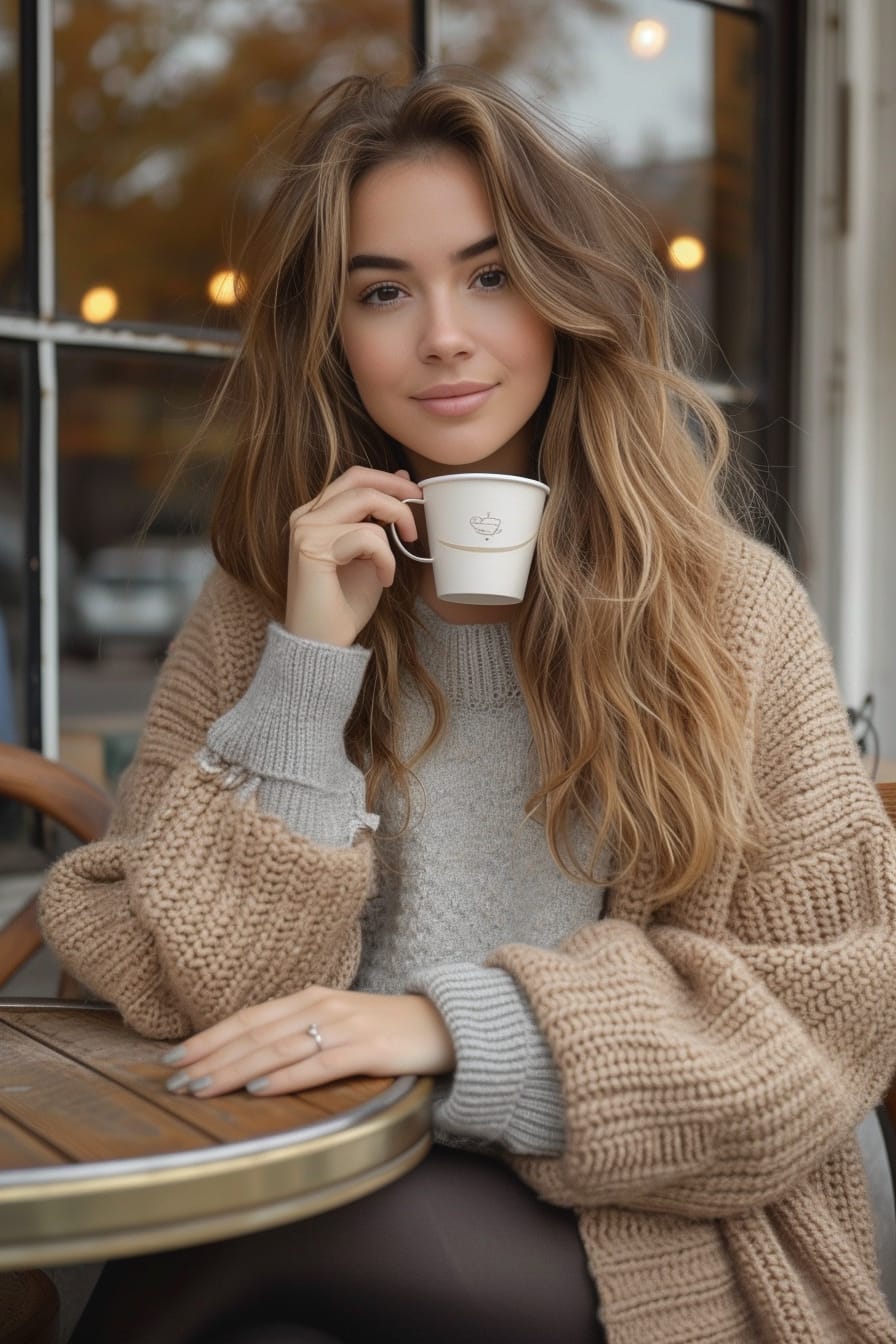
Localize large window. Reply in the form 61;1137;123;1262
1;0;801;789
444;0;761;392
439;0;800;542
53;1;415;328
2;0;419;781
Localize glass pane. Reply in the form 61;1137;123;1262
57;349;233;788
439;0;760;394
725;401;786;549
0;341;24;744
0;0;23;309
54;0;414;328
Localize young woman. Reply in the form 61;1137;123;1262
43;67;896;1344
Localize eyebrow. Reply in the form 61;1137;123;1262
347;233;499;273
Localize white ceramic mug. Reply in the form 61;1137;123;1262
390;472;550;605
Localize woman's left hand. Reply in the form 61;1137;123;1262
163;988;456;1098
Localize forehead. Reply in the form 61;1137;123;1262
348;150;495;249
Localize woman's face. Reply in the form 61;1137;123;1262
339;149;555;480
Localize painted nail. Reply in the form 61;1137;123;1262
161;1046;186;1065
187;1075;213;1094
165;1071;191;1093
246;1077;271;1095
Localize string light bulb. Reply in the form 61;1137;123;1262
207;269;246;306
668;235;706;271
629;20;668;59
80;285;119;323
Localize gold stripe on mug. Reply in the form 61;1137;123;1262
437;535;537;555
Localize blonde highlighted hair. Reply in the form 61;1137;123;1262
209;66;759;903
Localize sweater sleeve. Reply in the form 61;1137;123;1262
407;962;566;1155
38;573;374;1041
488;552;896;1219
203;622;378;847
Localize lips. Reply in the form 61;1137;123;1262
412;382;496;416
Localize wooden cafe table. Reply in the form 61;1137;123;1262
0;999;433;1269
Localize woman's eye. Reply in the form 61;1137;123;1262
473;267;507;291
360;283;403;307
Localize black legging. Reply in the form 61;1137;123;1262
69;1144;604;1344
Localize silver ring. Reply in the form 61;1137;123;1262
306;1022;324;1052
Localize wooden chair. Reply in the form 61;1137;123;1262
0;744;112;1344
878;781;896;831
0;747;110;1344
0;742;112;989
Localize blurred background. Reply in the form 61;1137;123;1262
0;0;894;801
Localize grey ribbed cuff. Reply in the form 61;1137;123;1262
407;962;566;1156
207;623;370;781
203;623;377;847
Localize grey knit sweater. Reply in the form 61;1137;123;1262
204;601;605;1154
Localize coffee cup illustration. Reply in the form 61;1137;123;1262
469;512;502;539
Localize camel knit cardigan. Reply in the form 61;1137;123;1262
39;535;896;1343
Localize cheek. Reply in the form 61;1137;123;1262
530;312;556;361
341;329;390;399
533;327;556;376
522;332;556;399
339;336;381;397
501;306;555;376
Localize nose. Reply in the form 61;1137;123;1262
417;292;473;362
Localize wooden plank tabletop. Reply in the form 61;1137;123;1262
0;999;432;1268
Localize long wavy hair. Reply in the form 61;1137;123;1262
208;66;760;902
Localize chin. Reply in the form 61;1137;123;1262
406;439;530;477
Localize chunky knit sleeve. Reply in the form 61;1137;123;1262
489;544;896;1219
38;572;374;1040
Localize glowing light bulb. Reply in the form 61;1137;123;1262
80;285;119;323
668;235;706;271
629;19;668;59
207;269;246;306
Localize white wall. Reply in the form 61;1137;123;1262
798;0;896;769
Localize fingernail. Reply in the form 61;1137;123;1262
166;1071;191;1093
161;1046;186;1065
246;1077;270;1094
187;1075;213;1094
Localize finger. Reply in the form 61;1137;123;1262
168;1000;358;1097
326;526;397;588
167;1012;319;1083
169;1028;329;1098
242;1043;396;1097
291;469;422;520
163;987;330;1067
292;488;419;541
293;523;396;585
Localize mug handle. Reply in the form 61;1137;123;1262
389;498;433;564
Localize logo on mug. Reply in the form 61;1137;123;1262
469;512;502;540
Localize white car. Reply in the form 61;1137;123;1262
65;540;215;656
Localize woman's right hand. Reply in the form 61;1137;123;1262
284;466;422;647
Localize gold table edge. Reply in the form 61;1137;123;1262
0;1135;433;1268
0;1078;433;1265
